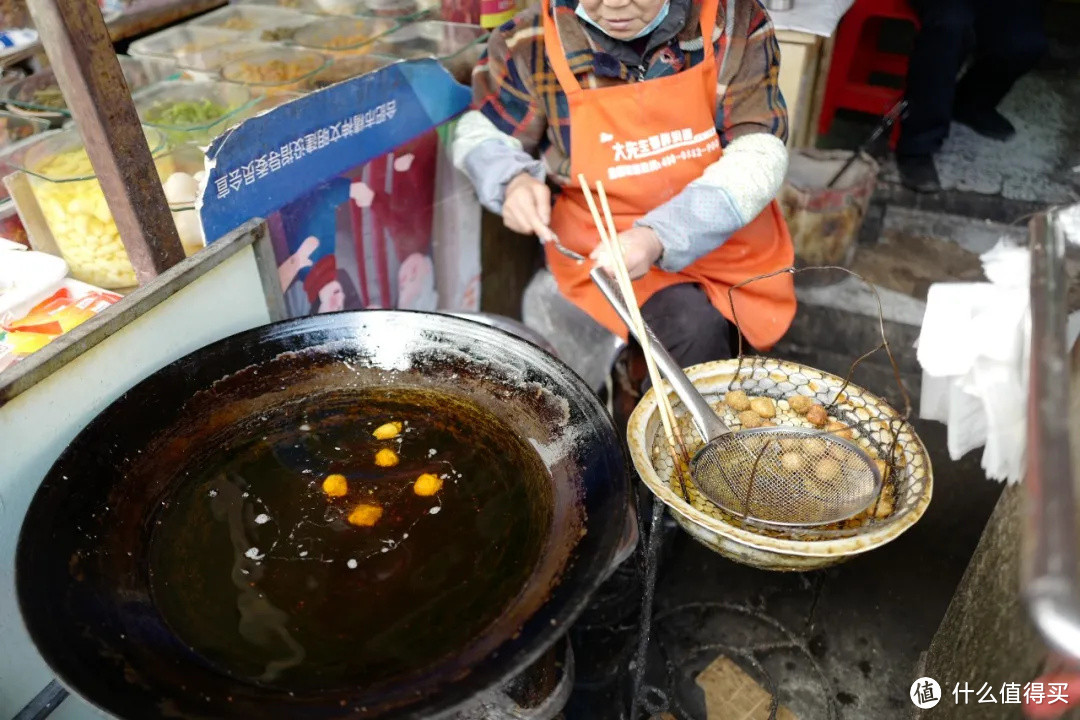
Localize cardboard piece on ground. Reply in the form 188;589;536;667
695;656;799;720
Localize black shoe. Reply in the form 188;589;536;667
954;105;1017;141
897;154;942;193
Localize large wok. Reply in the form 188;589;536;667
16;311;631;719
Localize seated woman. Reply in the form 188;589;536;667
453;0;797;377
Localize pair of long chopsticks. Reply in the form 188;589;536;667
577;174;691;498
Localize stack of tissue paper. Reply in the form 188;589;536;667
916;241;1032;484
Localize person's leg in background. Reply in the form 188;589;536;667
637;282;733;391
609;283;733;430
897;0;976;193
953;0;1048;140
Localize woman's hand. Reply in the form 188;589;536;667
502;172;553;239
591;226;664;280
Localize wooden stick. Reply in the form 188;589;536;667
578;174;689;496
596;183;690;472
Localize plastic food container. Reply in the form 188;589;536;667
220;47;330;94
159;144;209;254
188;5;319;42
291;16;396;56
369;21;487;82
0;111;48;147
2;55;179;121
129;27;271;81
234;0;366;15
134;80;257;146
0;119;52;210
350;0;439;19
14;127;204;289
302;55;393;90
0;202;30;248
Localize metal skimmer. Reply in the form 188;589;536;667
593;269;882;527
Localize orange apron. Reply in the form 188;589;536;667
540;0;796;350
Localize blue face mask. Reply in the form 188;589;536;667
575;0;670;40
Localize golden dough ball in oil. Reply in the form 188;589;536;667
750;397;777;419
725;390;751;412
347;503;383;527
806;405;829;427
413;473;443;497
321;473;348;497
789;395;814;415
760;420;777;428
780;453;804;473
816;457;842;484
373;421;403;440
825;420;854;441
737;410;764;429
374;448;399;467
874;495;895;520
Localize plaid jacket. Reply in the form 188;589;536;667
472;0;788;184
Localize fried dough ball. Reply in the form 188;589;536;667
321;473;348;497
373;421;403;440
816;457;842;484
750;397;776;419
789;395;814;415
725;390;751;412
738;410;764;429
413;473;443;497
781;453;804;473
806;405;828;428
825;420;854;441
374;448;399;467
873;486;896;519
804;437;828;456
347;503;383;527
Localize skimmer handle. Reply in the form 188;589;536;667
591;268;730;442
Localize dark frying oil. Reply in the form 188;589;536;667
149;388;552;691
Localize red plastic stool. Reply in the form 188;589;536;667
818;0;920;149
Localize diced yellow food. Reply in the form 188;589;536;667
347;503;383;527
413;473;443;497
322;473;348;497
374;448;399;467
372;421;402;440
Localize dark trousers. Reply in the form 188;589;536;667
636;283;733;391
898;0;1048;157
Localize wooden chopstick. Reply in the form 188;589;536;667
578;174;691;496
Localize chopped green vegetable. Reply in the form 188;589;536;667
260;26;300;41
30;86;66;110
145;99;229;128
